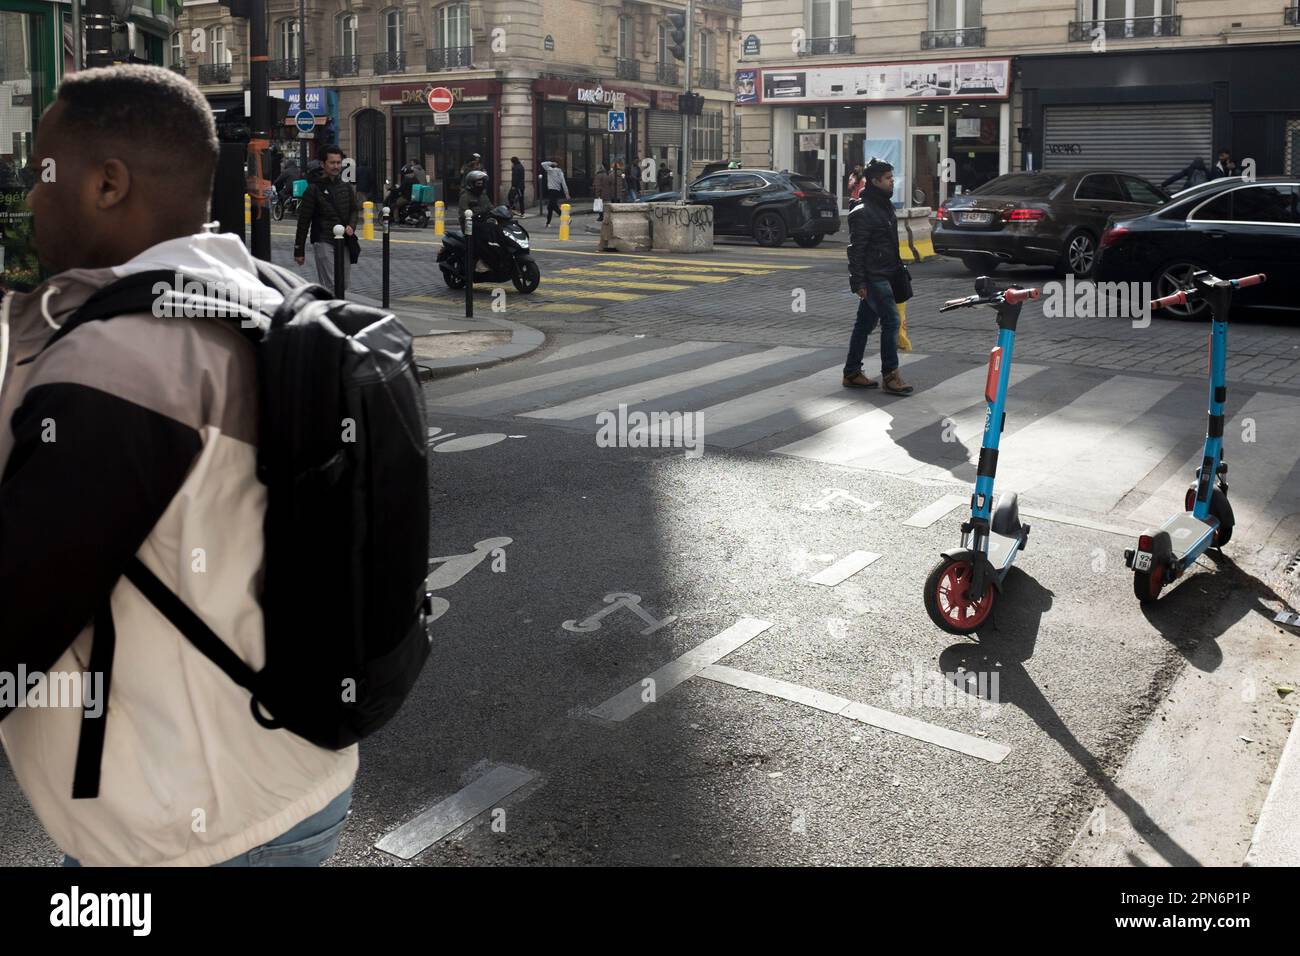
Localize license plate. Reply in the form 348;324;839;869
961;211;992;224
1132;551;1152;572
820;210;835;218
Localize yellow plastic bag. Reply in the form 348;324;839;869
896;300;913;352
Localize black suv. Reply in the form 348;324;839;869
638;169;841;247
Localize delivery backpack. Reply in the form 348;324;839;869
47;261;434;799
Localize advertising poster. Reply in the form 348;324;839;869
734;69;758;105
0;183;39;293
753;59;1009;105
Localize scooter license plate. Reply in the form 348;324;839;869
1132;551;1153;572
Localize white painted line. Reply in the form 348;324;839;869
808;550;881;586
588;618;774;722
375;764;537;860
698;664;1010;763
538;334;634;364
903;493;967;528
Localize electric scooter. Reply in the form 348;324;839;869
1124;270;1267;603
923;277;1041;635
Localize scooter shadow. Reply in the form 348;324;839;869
936;567;1202;867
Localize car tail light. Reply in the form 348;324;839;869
936;205;950;222
792;190;808;199
1100;225;1130;249
1003;208;1045;222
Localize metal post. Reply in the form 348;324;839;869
83;0;112;69
299;0;308;171
332;223;346;299
72;0;83;71
464;211;474;319
381;205;391;309
678;0;694;194
249;0;271;262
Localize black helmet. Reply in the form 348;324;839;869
466;169;488;194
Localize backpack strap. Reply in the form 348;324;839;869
71;596;118;799
42;269;179;352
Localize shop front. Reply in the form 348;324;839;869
1018;43;1300;182
380;80;500;207
271;86;339;159
532;79;651;198
742;57;1011;211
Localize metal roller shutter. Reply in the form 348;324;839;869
1042;102;1212;183
648;109;679;148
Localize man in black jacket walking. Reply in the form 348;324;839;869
293;144;358;291
509;156;526;214
845;159;912;395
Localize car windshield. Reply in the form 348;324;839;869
972;173;1064;198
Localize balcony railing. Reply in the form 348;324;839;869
374;50;407;75
616;58;640;81
426;46;472;71
797;35;855;56
169;59;186;75
198;63;232;84
921;26;986;49
698;67;720;89
656;62;678;84
1068;15;1181;40
1286;5;1299;25
268;58;300;81
330;54;361;77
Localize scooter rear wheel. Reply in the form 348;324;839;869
1133;561;1166;604
441;261;466;289
924;555;996;635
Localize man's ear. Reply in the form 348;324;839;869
93;157;132;211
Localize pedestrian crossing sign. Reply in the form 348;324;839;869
608;110;627;133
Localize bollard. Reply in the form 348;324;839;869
332;224;346;300
244;193;251;226
463;211;474;319
381;206;391;310
559;202;571;241
434;200;445;237
363;201;374;241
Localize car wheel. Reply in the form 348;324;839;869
752;212;787;247
1153;261;1211;320
960;253;999;274
1059;230;1097;278
793;234;824;248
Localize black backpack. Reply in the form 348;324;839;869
49;261;434;799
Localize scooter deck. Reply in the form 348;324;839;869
1159;511;1216;562
987;529;1021;578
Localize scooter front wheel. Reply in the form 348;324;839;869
924;554;996;635
512;258;541;294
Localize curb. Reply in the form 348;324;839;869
414;317;545;381
1245;701;1300;865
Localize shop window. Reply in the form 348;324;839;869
732;113;742;158
543;102;567;127
382;9;403;53
795;107;825;130
566;107;586;128
947;102;1000;191
1287;119;1300;177
588;110;606;130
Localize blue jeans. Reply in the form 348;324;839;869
62;785;353;868
844;279;900;378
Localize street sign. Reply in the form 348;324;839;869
433;111;450;126
294;109;314;133
296;130;315;140
743;34;761;56
607;110;626;133
427;86;454;113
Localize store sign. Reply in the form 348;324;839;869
751;58;1010;105
576;84;625;107
379;82;498;106
272;87;327;114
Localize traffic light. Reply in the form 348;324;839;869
679;92;703;116
666;13;687;62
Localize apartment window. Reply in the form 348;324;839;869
210;26;230;64
383;9;403;51
692;110;723;161
934;0;982;29
810;0;852;37
338;14;357;56
434;2;470;49
696;29;713;70
277;18;300;61
657;21;668;62
169;30;182;65
618;14;633;60
1089;0;1164;19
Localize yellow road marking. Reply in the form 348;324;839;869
526;303;600;313
542;277;693;291
553;268;733;283
542;289;646;302
538;249;812;269
576;259;773;275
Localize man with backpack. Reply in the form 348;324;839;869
293;144;358;291
2;66;430;867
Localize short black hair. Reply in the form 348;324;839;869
1217;147;1230;155
865;159;894;181
54;65;218;193
320;144;344;162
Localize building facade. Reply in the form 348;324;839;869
177;0;743;205
735;0;1300;212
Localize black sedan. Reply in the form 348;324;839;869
1094;176;1300;319
933;170;1170;277
638;169;840;247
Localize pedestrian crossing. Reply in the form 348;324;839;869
427;333;1300;548
398;254;809;315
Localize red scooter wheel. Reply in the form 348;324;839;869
924;554;996;635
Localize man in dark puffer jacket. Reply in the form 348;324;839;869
845;159;912;396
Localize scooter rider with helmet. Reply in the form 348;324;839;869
458;169;497;272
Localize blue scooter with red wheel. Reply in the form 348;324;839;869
923;277;1041;635
1124;270;1266;603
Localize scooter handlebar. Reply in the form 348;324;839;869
1151;289;1188;310
1002;287;1040;305
1231;273;1266;289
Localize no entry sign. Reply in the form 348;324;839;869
427;87;454;113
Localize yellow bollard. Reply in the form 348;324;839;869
363;201;374;240
244;193;251;226
896;301;913;352
559;202;571;241
434;200;445;237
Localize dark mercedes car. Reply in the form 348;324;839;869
933;170;1170;277
638;169;841;247
1094;176;1300;319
